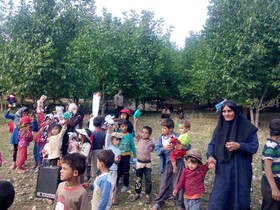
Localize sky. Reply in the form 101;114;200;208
94;0;210;48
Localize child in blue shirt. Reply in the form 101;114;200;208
106;132;121;205
88;150;115;210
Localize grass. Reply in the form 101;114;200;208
0;110;276;210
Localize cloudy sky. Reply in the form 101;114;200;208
95;0;210;48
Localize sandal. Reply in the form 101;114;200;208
145;195;151;204
151;203;160;210
129;194;140;202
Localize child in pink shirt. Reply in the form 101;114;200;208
16;116;33;173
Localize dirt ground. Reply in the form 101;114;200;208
0;111;276;210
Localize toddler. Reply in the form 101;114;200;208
36;95;47;113
173;148;214;210
170;121;191;173
54;106;64;123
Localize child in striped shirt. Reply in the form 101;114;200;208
261;118;280;210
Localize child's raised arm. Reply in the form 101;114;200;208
133;118;139;139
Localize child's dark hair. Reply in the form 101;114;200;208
0;180;15;210
142;126;152;135
97;150;114;168
53;124;62;132
180;120;191;129
269;118;280;136
93;116;105;127
62;153;86;175
80;128;91;144
161;118;174;129
118;119;128;127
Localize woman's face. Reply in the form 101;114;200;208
72;108;77;115
222;106;235;121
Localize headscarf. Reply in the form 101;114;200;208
14;107;29;128
213;100;258;163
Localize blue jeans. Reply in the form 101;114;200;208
184;198;201;210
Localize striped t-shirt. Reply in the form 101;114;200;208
262;138;280;178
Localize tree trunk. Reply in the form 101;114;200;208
143;100;146;111
74;97;79;105
156;100;159;112
21;95;24;106
254;108;260;128
101;84;106;116
0;99;3;111
135;99;139;110
253;87;268;128
250;109;254;125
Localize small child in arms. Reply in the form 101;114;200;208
170;121;192;173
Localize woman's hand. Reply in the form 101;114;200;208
207;156;217;168
225;141;240;152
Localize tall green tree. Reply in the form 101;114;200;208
183;0;280;126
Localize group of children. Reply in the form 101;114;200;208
1;97;280;210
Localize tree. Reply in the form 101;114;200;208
183;0;280;126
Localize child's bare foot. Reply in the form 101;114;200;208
145;195;151;204
129;193;140;201
16;168;26;174
9;163;16;170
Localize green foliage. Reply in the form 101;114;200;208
180;0;280;125
1;1;181;104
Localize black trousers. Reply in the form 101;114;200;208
135;165;152;194
12;144;18;162
117;155;131;187
261;175;280;210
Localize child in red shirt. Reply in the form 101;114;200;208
173;148;215;210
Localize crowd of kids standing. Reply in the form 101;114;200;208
0;92;280;210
